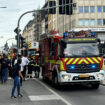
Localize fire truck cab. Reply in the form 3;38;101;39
39;30;105;89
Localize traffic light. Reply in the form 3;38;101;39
48;0;56;14
14;27;21;34
59;0;73;15
21;36;26;48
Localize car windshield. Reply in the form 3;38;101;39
64;43;99;57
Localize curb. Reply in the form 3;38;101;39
101;83;105;86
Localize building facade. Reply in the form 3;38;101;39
22;20;35;45
42;0;105;40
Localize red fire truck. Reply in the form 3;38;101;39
39;30;105;89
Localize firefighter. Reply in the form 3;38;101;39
34;53;40;78
27;55;35;78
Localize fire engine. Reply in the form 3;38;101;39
39;30;105;89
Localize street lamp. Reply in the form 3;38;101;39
4;38;16;51
0;7;7;8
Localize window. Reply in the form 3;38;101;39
84;19;89;26
84;6;89;13
79;6;83;13
97;6;102;12
103;19;105;25
97;19;102;25
103;6;105;12
90;19;95;26
90;6;95;13
78;19;84;26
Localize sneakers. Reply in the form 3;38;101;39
18;94;23;97
11;96;16;99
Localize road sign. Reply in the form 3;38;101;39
28;42;31;48
28;42;39;49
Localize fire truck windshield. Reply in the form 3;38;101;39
64;43;99;57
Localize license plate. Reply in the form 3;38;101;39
79;74;89;78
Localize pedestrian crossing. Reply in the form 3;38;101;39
29;94;60;101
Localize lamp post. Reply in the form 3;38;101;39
4;38;16;51
0;7;7;8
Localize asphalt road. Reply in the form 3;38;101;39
41;79;105;105
0;78;105;105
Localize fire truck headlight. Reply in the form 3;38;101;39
97;73;104;79
62;75;69;79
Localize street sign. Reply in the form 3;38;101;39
28;42;31;48
28;42;39;49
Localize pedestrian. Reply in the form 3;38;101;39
27;56;34;78
11;58;24;98
34;54;40;78
1;54;11;84
21;55;29;80
13;55;24;86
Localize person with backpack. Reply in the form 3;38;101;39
1;54;11;84
11;58;24;98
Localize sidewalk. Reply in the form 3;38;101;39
0;78;67;105
101;79;105;86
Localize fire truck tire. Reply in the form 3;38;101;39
91;83;100;89
52;71;59;88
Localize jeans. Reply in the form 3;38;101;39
11;76;21;96
1;68;8;83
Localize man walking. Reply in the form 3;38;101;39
1;54;11;84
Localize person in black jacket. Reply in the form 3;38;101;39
11;58;24;98
1;54;11;84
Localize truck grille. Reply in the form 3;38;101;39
66;64;100;73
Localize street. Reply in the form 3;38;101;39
0;77;105;105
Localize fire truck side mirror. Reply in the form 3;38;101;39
61;40;66;48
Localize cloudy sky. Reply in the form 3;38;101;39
0;0;45;47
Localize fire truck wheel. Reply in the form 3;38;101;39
91;83;100;89
52;71;59;88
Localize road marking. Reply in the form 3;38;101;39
29;94;60;101
33;78;72;105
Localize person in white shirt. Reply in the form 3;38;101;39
21;55;29;80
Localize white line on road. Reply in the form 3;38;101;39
34;78;72;105
29;94;60;101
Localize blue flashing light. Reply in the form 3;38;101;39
59;73;61;77
91;32;95;37
91;64;96;69
63;32;68;38
70;65;75;70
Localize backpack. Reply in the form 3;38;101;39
9;64;18;78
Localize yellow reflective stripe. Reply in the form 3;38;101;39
102;60;104;69
64;58;68;62
87;58;94;64
60;61;64;70
66;58;74;64
83;59;89;64
27;74;32;76
97;57;101;61
78;59;83;64
50;60;56;63
72;58;79;64
92;57;99;63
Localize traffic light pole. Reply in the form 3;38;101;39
16;2;76;55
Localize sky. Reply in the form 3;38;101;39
0;0;45;47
